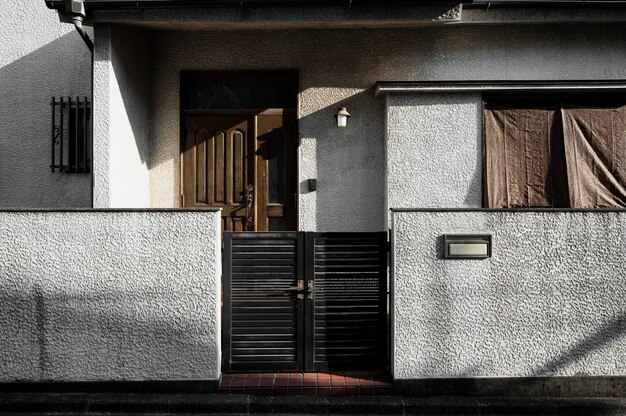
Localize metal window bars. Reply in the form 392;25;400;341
51;96;91;173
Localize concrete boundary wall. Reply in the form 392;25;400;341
392;209;626;381
0;210;221;383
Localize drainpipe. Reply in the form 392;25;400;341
65;0;93;52
64;0;95;207
72;15;94;52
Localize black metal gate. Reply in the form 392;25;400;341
222;232;387;373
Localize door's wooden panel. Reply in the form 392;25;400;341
256;113;297;232
195;129;208;204
215;130;226;204
207;131;215;205
233;130;245;204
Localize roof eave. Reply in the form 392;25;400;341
46;0;465;11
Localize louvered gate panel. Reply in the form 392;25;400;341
306;232;387;371
223;232;304;372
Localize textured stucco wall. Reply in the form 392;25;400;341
0;210;221;381
386;93;482;220
0;0;91;207
143;24;626;231
392;210;626;379
93;25;151;208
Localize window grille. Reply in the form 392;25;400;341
51;96;91;173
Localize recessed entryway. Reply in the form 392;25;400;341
180;71;298;232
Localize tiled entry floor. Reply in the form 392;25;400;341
219;372;393;396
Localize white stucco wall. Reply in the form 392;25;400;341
386;93;483;218
0;210;221;382
93;25;151;208
392;210;626;379
0;0;91;208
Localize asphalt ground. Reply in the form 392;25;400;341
2;393;626;415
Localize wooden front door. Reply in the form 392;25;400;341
182;110;297;232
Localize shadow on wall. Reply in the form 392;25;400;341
465;115;483;207
0;284;215;381
0;32;91;208
298;89;385;232
473;312;626;398
534;312;626;377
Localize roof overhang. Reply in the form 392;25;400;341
45;0;626;12
45;0;464;12
44;0;626;26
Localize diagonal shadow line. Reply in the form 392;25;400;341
534;312;626;375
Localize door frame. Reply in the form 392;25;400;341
179;71;300;231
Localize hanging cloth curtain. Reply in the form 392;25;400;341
484;104;568;208
561;104;626;208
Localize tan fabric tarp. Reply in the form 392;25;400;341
561;105;626;207
485;104;567;208
485;103;626;208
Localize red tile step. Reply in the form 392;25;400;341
218;372;392;396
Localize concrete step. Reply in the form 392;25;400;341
1;393;626;415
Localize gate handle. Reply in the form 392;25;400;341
288;280;305;300
287;280;314;300
245;184;254;223
307;281;315;300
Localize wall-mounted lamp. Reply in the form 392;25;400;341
334;105;351;128
443;234;492;259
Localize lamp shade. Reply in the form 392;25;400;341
335;106;351;127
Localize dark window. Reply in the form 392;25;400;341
484;96;626;208
51;96;91;173
181;72;298;110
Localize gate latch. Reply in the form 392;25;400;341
307;281;315;300
288;280;305;300
288;280;315;300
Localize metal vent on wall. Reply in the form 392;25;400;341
51;96;91;173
